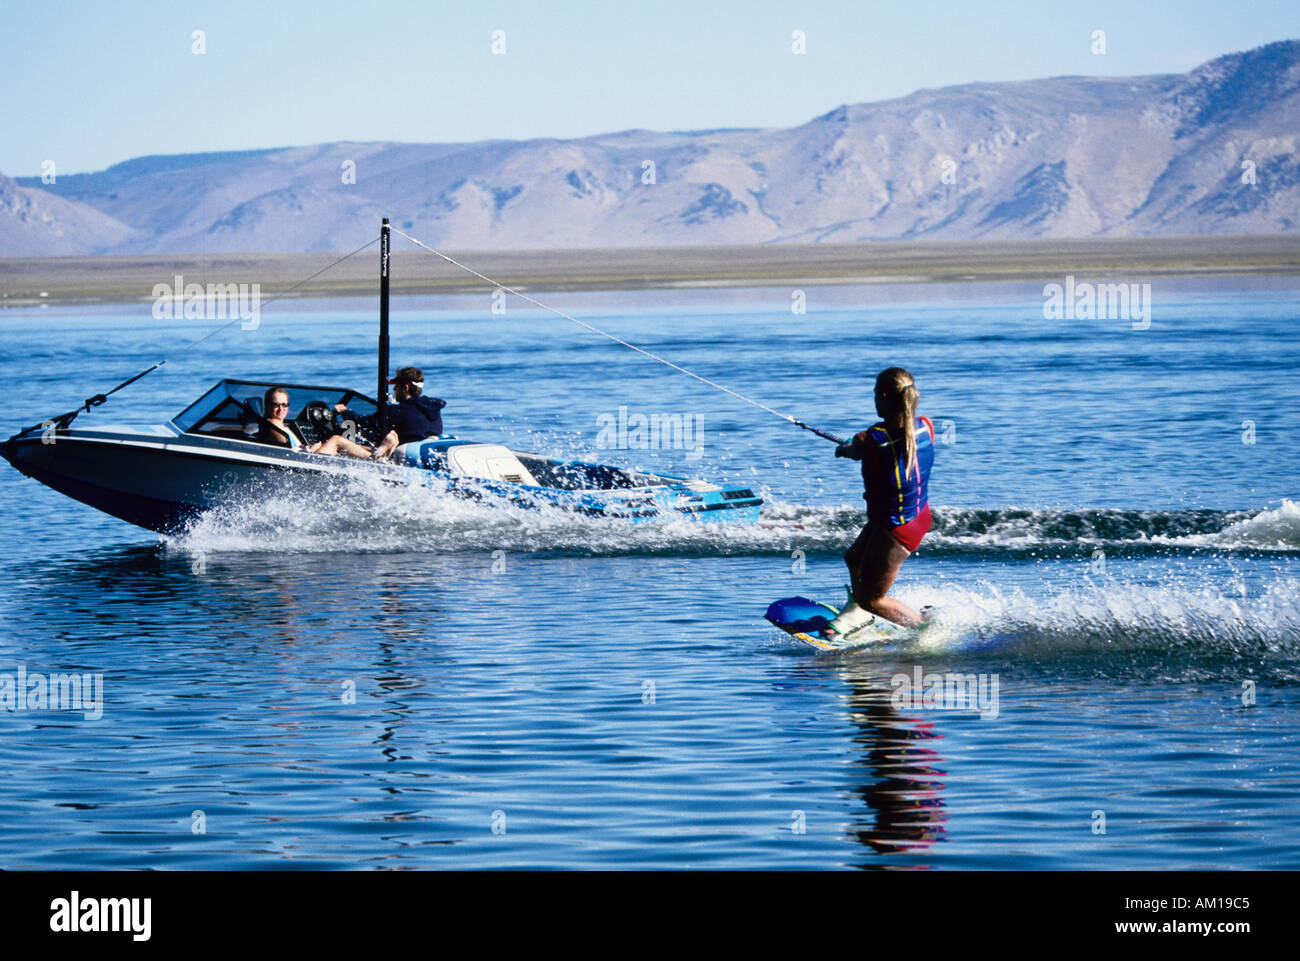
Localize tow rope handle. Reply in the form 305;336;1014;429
791;419;847;447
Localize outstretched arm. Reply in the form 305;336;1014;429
835;431;869;460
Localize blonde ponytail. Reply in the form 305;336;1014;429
876;367;920;479
901;381;919;480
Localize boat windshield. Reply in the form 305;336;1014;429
172;380;379;440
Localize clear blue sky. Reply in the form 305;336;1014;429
2;0;1296;176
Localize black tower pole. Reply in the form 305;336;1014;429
378;218;391;433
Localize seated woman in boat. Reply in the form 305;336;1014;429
258;386;375;459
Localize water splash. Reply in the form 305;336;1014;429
163;472;825;556
875;576;1300;679
162;477;1299;559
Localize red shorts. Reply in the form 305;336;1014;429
888;502;932;552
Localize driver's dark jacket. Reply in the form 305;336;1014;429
343;395;446;445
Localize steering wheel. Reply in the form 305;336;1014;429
297;400;340;445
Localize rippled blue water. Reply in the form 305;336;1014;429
1;275;1298;868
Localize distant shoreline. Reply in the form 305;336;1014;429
2;235;1298;306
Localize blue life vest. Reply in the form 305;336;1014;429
862;416;934;526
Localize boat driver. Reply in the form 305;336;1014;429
334;366;446;461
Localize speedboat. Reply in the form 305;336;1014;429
1;378;763;533
2;219;763;533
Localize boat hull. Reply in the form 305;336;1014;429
3;431;348;533
4;428;763;533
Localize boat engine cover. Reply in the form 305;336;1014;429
444;444;539;485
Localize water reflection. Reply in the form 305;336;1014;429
836;661;948;864
12;543;460;631
8;544;461;755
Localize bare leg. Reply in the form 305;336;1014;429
823;526;874;638
854;525;923;627
844;526;868;603
311;435;375;459
370;430;400;460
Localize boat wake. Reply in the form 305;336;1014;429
927;500;1300;555
162;480;1300;558
159;471;779;555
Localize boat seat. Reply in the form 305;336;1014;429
444;444;538;486
209;425;255;440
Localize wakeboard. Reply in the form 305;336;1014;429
764;595;928;651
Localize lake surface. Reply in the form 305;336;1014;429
1;276;1298;868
